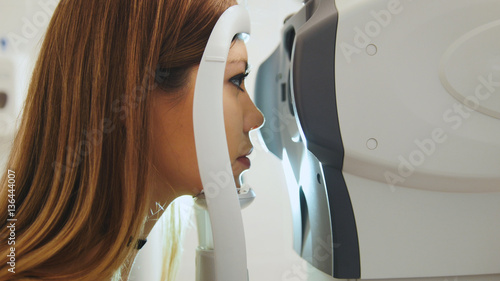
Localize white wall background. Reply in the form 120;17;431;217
0;0;53;172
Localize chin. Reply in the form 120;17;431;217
233;175;241;188
235;170;249;188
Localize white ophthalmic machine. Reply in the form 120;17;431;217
254;0;500;280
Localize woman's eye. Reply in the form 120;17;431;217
229;72;249;92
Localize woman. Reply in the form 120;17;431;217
0;0;263;280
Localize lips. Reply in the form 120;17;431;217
236;147;253;169
236;156;251;169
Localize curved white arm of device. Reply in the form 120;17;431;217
193;5;251;281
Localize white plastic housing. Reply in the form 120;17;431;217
334;0;500;279
192;5;251;281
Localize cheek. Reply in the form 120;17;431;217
149;97;202;196
223;89;245;159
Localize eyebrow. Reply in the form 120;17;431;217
228;59;249;72
228;58;247;64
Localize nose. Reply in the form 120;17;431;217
244;94;265;133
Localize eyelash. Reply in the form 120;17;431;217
230;72;250;92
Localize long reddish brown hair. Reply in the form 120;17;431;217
0;0;235;280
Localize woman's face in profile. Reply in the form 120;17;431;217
149;40;264;199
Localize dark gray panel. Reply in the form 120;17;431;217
291;0;361;278
254;47;283;159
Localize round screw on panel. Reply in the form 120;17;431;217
366;138;378;150
366;44;377;56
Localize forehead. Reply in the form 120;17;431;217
227;40;248;64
